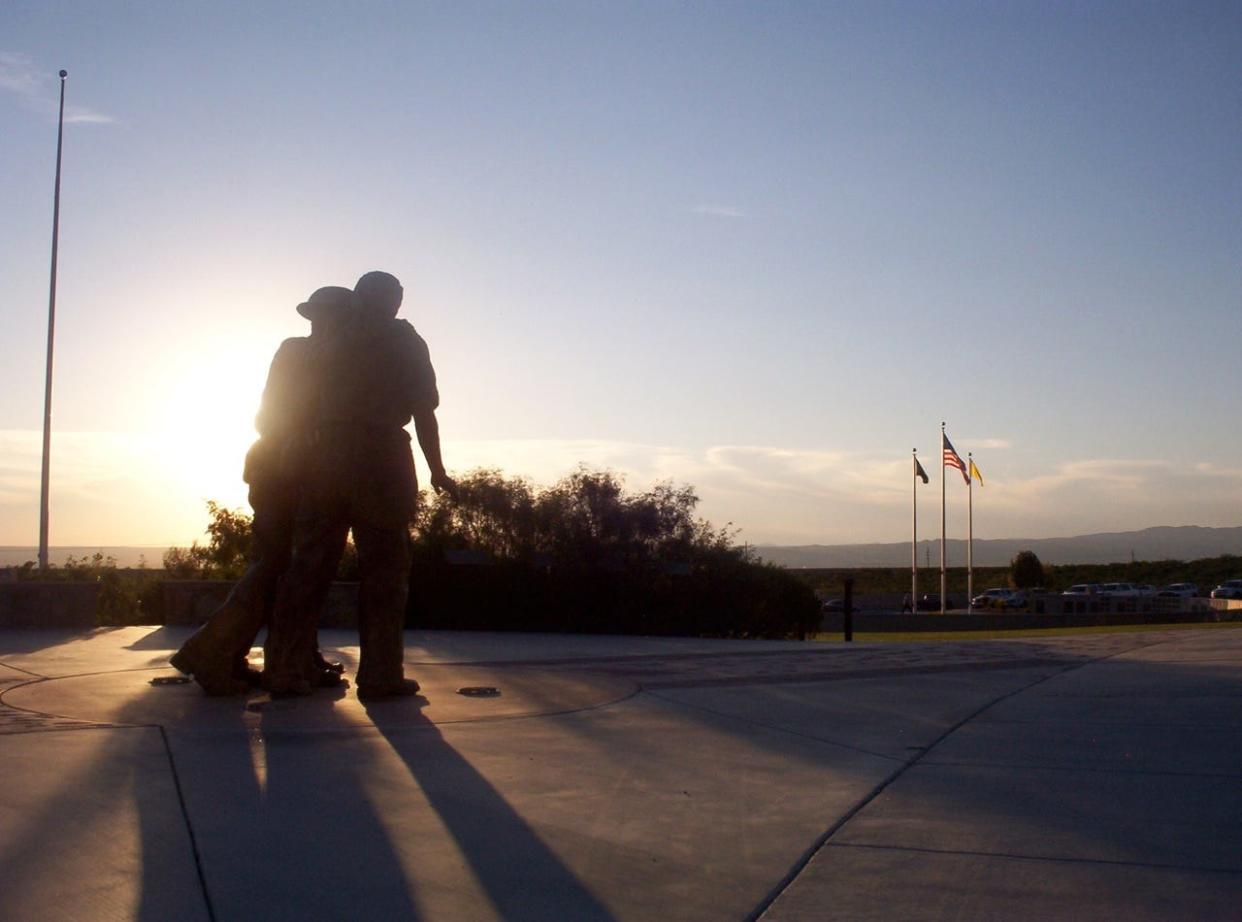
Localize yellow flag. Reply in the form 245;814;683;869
969;459;983;486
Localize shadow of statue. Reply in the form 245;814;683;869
362;699;616;921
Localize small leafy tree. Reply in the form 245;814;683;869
163;501;252;579
1010;550;1045;589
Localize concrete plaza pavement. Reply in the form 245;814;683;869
1;625;1240;920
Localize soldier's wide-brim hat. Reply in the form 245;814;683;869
296;285;353;321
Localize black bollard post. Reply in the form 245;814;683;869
843;577;854;642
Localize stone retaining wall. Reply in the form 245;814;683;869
0;582;100;628
161;581;361;628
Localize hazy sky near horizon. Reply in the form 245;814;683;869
2;1;1240;549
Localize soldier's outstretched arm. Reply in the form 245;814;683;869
413;407;459;500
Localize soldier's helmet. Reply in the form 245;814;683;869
296;286;353;323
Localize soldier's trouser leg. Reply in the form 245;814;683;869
248;499;295;669
172;560;271;661
352;522;412;691
171;501;293;684
265;509;349;691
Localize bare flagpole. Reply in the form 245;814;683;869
39;69;68;571
940;421;947;615
912;448;918;609
967;451;974;607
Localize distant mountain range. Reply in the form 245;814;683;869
756;526;1242;568
4;525;1241;570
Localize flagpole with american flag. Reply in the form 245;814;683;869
913;448;929;610
941;425;970;614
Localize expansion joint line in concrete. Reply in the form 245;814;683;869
825;842;1242;877
747;639;1171;922
158;725;218;922
0;660;46;679
920;760;1242;781
0;675;141;731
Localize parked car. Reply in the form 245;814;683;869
972;588;1015;609
1210;579;1242;600
1158;583;1199;599
1135;585;1157;597
1005;590;1030;609
1099;582;1142;598
1062;584;1101;596
917;594;956;611
821;598;845;612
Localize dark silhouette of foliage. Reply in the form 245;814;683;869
414;467;736;567
164;501;363;580
1010;550;1046;589
162;501;252;579
153;469;818;638
410;467;817;639
8;552;162;625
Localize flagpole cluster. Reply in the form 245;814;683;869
925;423;976;615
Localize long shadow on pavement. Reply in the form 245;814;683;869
363;698;616;921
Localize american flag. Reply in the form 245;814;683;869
943;433;970;484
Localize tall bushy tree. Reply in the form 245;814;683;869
415;468;539;560
1010;550;1045;589
414;466;740;570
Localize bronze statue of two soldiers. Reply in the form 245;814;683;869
171;271;457;699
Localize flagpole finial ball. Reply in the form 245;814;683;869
59;70;67;78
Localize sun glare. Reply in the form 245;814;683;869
149;345;270;526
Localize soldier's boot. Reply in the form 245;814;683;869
171;632;250;697
357;677;421;701
233;653;264;687
313;648;345;674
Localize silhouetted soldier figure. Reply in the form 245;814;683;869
171;287;351;695
265;270;457;698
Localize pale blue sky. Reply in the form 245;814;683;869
2;2;1240;547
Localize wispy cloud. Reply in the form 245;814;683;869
0;52;115;124
690;204;744;219
0;429;161;505
0;52;41;95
